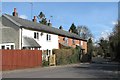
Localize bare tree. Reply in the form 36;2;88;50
77;25;93;40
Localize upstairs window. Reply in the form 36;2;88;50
81;41;83;45
46;34;51;41
34;32;39;39
37;32;39;39
63;37;68;44
34;32;36;38
72;39;75;45
49;35;51;40
47;34;49;41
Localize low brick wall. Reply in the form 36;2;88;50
1;50;42;71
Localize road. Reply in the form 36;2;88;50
2;57;120;78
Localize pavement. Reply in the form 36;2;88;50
2;57;120;78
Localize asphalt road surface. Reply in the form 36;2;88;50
2;57;120;78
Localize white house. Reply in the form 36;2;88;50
0;8;87;61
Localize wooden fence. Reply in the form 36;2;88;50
1;50;42;71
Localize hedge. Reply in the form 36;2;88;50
53;46;81;65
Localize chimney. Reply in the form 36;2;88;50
48;20;52;26
12;8;18;16
69;29;72;33
59;26;63;30
32;16;37;22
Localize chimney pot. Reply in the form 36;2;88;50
34;16;36;19
14;8;16;12
33;16;37;22
69;29;72;33
13;8;18;16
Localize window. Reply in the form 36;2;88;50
34;32;36;38
72;39;75;45
49;35;51;40
0;43;15;50
64;37;68;44
46;34;51;41
34;32;39;39
81;41;83;45
37;32;39;39
1;46;5;49
11;45;14;49
47;34;49;41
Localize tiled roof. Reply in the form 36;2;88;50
2;14;87;41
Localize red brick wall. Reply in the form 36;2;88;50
83;41;87;53
58;36;64;44
68;38;80;48
58;36;87;53
1;50;42;71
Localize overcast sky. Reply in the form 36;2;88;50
2;2;118;41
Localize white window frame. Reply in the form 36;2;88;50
0;43;15;49
46;34;51;41
81;41;83;46
34;32;39;39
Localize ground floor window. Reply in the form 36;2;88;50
1;46;5;49
0;43;15;50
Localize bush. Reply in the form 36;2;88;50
53;46;81;65
42;60;49;67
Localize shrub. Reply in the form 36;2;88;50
53;46;81;65
42;60;49;67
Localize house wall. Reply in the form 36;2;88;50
83;41;87;53
58;36;65;44
0;17;20;49
58;36;80;48
58;36;87;53
22;28;59;55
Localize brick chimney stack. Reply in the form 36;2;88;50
12;8;18;16
32;16;37;22
69;29;72;33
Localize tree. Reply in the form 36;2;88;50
108;20;120;61
40;18;47;25
37;12;48;25
98;38;110;58
77;25;93;40
69;23;78;34
87;38;93;61
38;12;45;19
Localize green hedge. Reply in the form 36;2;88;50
53;46;81;65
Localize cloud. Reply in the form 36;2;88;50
19;15;28;19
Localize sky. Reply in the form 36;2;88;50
1;2;118;42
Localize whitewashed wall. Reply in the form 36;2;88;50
22;28;59;55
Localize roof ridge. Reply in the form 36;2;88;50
3;14;22;27
3;14;86;41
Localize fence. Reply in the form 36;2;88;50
1;50;42;71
